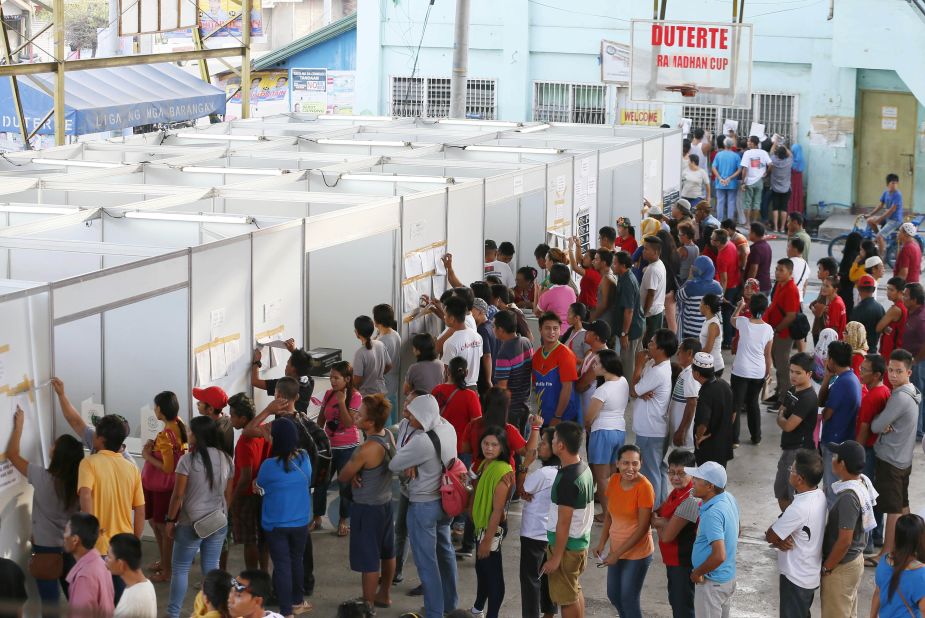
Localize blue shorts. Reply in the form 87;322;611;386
878;218;901;238
349;502;395;573
587;429;626;465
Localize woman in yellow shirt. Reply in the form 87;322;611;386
141;391;188;583
191;569;233;618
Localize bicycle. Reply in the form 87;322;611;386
827;214;925;268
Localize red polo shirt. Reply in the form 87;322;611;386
764;279;801;338
715;241;741;289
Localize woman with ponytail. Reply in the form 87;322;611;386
433;356;482;451
353;315;392;397
870;513;925;616
372;304;402;422
320;360;363;537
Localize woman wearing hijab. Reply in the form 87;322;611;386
843;321;869;378
675;256;723;340
787;144;806;214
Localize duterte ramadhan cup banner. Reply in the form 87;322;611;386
630;20;752;108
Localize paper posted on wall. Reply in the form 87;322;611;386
81;398;105;427
140;405;161;443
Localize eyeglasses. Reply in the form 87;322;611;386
231;578;252;594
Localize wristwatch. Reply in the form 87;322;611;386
253;360;262;368
620;331;627;337
164;516;176;524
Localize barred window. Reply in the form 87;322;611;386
682;93;798;143
389;76;496;119
533;82;608;125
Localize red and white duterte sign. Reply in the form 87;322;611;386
630;20;752;107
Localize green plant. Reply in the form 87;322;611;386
65;0;108;56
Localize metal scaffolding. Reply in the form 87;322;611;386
0;0;252;147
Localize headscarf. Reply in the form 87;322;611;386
640;217;660;239
844;321;869;355
791;143;805;173
743;278;760;296
813;328;839;381
684;256;718;292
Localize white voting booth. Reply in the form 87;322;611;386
0;117;678;583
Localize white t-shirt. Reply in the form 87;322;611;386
689;141;705;164
669;365;700;449
771;487;828;590
580;349;601;415
790;257;809;302
740;148;772;186
521;465;558;541
442;328;483;386
700;315;724;372
680;167;710;199
590;377;629;432
485;260;516;288
641;260;667;317
114;580;157;618
632;359;672;438
731;317;774;379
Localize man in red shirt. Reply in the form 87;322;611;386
711;228;741;348
229;394;269;571
856;353;890;553
894;222;922;284
764;259;801;403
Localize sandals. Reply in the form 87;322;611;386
147;560;163;573
336;522;350;537
307;518;323;532
149;571;171;583
292;600;314;614
864;556;879;568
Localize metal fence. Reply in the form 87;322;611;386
533;82;608;125
683;92;799;143
390;76;497;119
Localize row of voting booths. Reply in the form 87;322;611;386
0;116;681;570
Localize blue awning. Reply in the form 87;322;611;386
0;63;226;136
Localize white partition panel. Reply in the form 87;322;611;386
662;132;682;200
518;191;547;272
484;199;517;262
545;158;574;249
53;314;102;439
642;137;664;207
573;153;598;253
0;288;53;570
251;221;305;411
104;288;190;446
305;200;401;253
9;219;102;281
191;238;252;400
610;162;645;235
446;182;484;285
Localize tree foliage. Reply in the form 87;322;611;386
64;0;107;55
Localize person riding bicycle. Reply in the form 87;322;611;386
865;173;903;257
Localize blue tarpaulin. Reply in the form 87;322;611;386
0;63;226;136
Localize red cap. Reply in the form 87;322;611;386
857;274;876;289
192;386;228;410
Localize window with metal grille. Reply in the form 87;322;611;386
533;82;608;125
681;103;719;136
389;76;496;119
682;93;798;142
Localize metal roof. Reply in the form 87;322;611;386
252;12;357;71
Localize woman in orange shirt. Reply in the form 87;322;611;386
594;444;655;618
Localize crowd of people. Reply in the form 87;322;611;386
4;131;925;618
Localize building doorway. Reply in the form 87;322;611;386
856;90;916;210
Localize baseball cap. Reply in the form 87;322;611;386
582;319;611;342
864;256;883;270
825;440;866;474
674;198;692;216
472;298;489;314
192;385;228;411
901;222;917;237
857;274;877;289
684;461;727;489
693;352;714;369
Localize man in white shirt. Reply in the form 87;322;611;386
484;239;516;288
786;238;810;303
689;127;705;163
106;533;156;618
441;295;483;388
765;449;827;618
670;338;702;449
641;235;667;346
739;136;772;223
630;328;678;507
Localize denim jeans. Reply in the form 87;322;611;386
779;574;815;618
302;524;315;596
821;445;837;509
666;564;694;618
167;523;227;617
265;525;308;616
32;545;75;605
636;435;668;507
606;555;653;618
716;189;739;224
913;361;925;438
317;446;356;523
407;499;458;618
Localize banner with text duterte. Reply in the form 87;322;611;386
630;20;752;108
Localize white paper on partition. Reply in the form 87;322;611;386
195;350;210;386
210;344;227;381
224;339;241;369
434;255;448;276
80;398;104;427
433;275;447;297
409;312;426;335
140;405;161;443
271;346;287;370
421;249;437;273
263;298;283;323
404;254;424;278
403;284;419;313
416;277;432;303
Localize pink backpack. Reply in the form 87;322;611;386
426;430;471;517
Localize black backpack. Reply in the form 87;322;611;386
789;309;811;341
290;412;331;488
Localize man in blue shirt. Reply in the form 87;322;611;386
686;461;739;617
712;137;742;225
817;341;862;507
867;173;903;256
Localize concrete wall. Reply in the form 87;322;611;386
356;0;925;210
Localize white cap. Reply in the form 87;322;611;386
901;222;917;237
648;204;664;217
684;461;727;488
693;352;714;369
865;256;883;270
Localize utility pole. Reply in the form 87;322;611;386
449;0;469;119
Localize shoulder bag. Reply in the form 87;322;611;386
192;453;231;538
142;427;185;493
28;543;63;580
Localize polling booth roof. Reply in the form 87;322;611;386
0;63;226;136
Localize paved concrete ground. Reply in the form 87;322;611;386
144;237;924;618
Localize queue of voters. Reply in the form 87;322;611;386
4;128;925;618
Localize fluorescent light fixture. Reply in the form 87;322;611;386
438;119;522;128
180;166;288;176
31;158;126;169
463;145;564;155
314;138;412;147
176;132;264;142
123;211;254;224
316;114;393;122
340;173;455;184
517;124;551;134
0;205;81;215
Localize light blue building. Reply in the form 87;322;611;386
356;0;925;211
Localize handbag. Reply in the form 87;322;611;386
475;526;505;552
193;509;228;539
28;548;63;580
142;428;185;493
